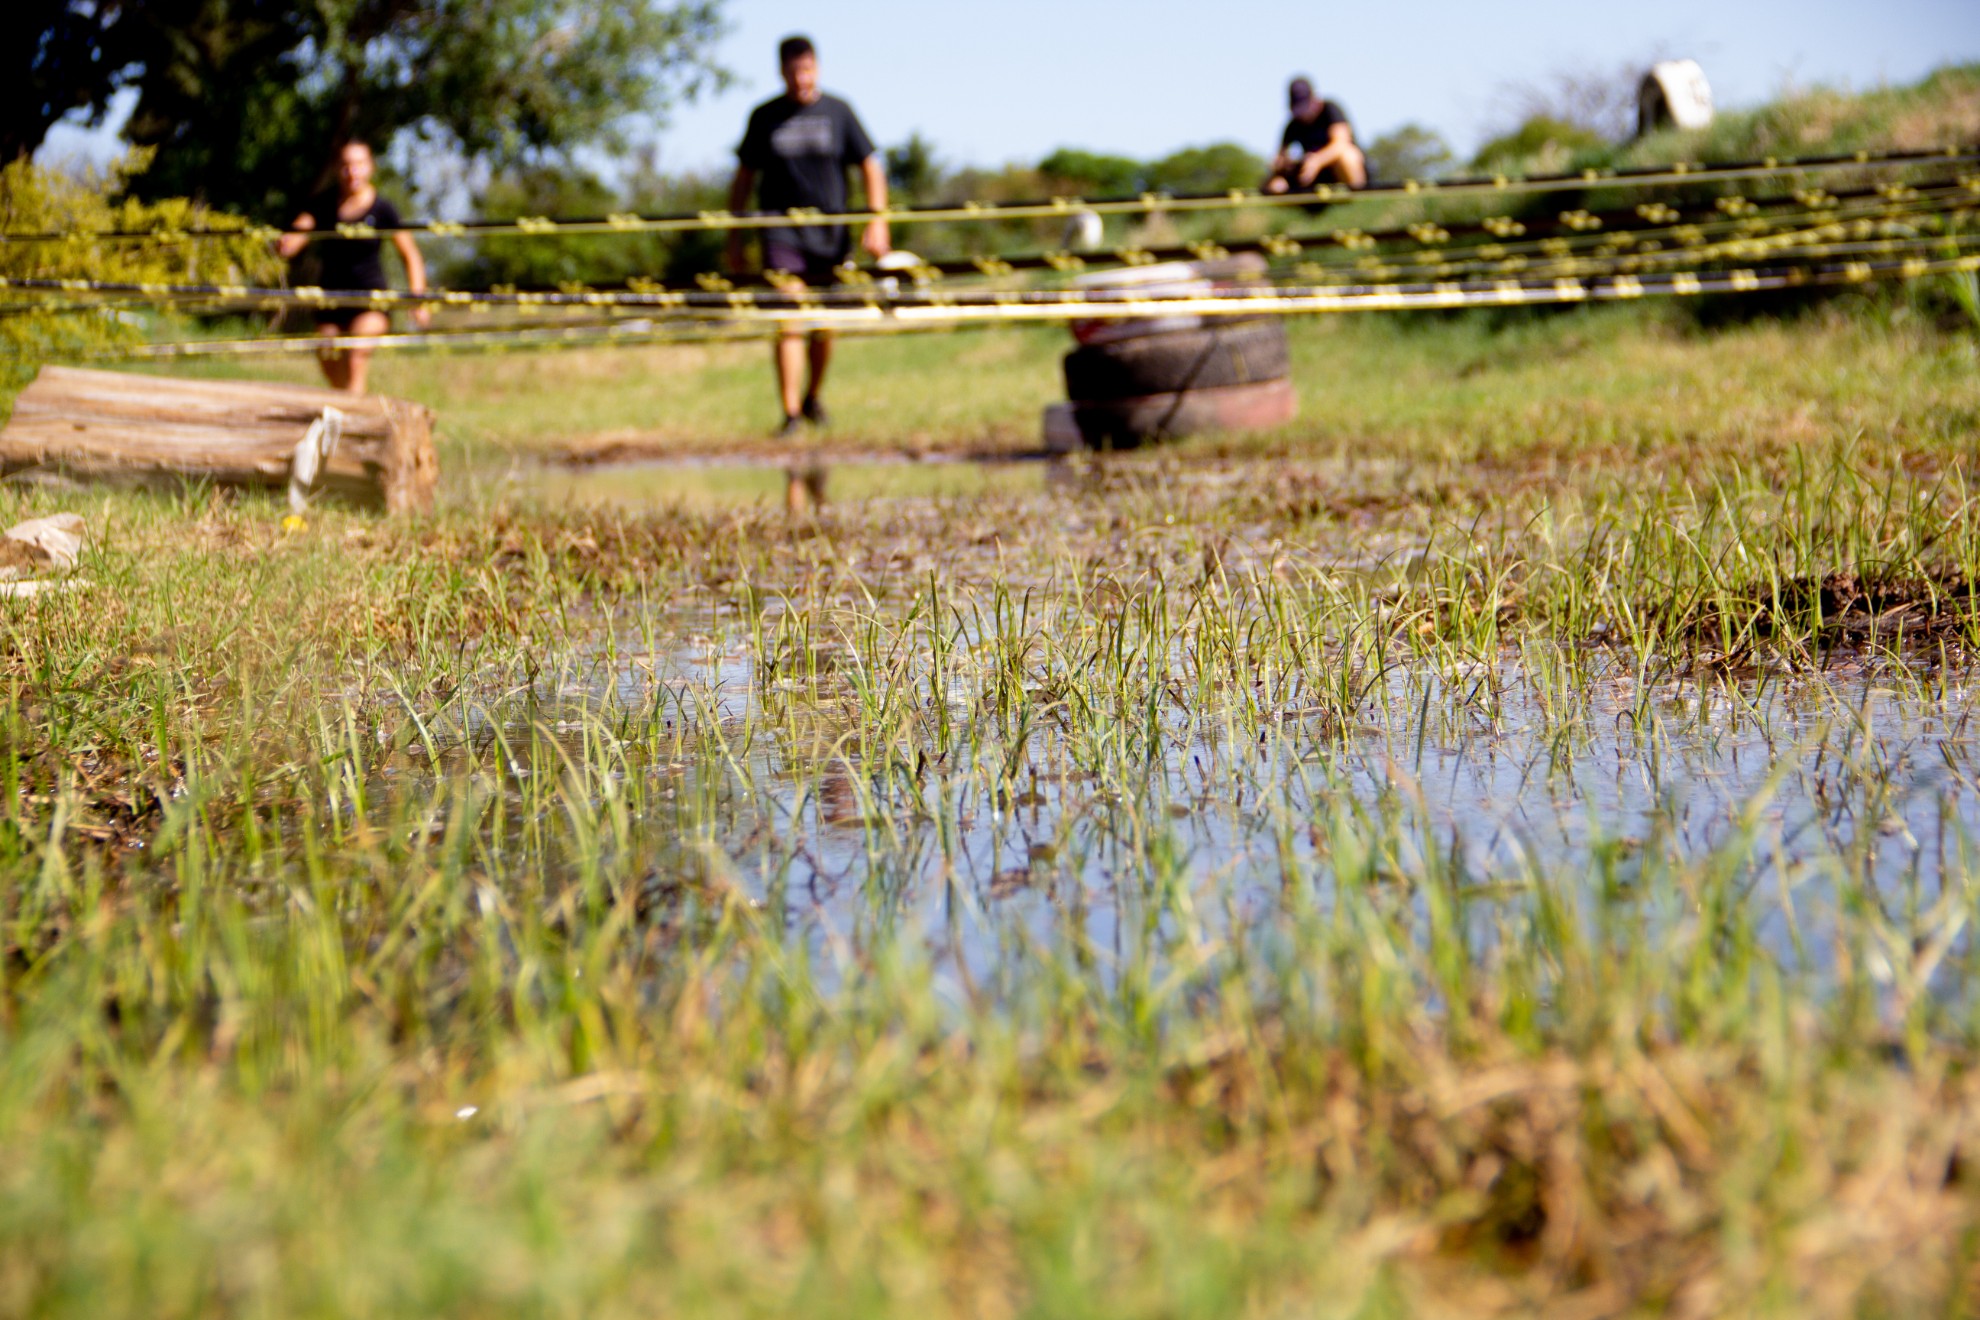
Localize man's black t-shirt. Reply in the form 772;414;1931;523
737;93;876;259
302;195;403;291
1281;101;1351;157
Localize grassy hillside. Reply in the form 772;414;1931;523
1627;62;1980;167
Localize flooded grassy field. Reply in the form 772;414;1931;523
451;450;1980;994
6;310;1980;1316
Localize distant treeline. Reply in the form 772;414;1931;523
241;60;1980;296
440;122;1473;289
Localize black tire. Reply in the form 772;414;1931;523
1068;378;1298;448
1064;319;1289;401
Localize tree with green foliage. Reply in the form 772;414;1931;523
1362;124;1454;184
10;0;728;221
445;159;725;291
450;165;626;290
884;133;943;205
1037;149;1144;198
1037;143;1267;200
1470;117;1610;174
4;0;135;164
1145;143;1265;196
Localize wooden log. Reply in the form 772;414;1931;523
0;366;438;513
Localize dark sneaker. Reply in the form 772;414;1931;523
774;413;804;439
801;395;829;428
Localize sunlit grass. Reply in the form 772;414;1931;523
128;301;1980;475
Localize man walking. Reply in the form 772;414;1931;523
1265;77;1367;193
727;35;890;437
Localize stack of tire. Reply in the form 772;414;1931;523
1043;256;1296;451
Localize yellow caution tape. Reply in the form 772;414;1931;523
7;188;1967;313
73;251;1980;361
2;144;1973;244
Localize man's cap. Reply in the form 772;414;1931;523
1288;77;1317;112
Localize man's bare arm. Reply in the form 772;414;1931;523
859;155;890;259
725;166;757;273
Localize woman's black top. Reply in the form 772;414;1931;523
302;195;403;290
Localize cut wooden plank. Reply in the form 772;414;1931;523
0;366;437;513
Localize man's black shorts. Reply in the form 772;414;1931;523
764;240;846;286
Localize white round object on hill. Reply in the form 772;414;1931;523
1639;60;1714;135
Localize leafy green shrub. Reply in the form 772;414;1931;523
0;152;278;420
1469;116;1611;175
444;164;631;290
1037;148;1145;198
1037;143;1267;199
1363;124;1455;184
1145;142;1266;195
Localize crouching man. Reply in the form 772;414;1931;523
1266;77;1367;192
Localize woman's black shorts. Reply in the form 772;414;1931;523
313;306;385;331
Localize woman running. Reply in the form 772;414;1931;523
278;140;430;394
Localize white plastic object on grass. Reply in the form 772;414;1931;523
1062;208;1104;252
2;513;84;572
0;512;87;597
875;249;923;272
288;406;345;514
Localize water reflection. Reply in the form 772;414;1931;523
399;607;1980;996
505;455;1055;512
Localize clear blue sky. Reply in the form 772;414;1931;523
36;0;1980;175
649;0;1977;169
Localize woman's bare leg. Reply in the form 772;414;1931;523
315;323;350;390
340;311;390;395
